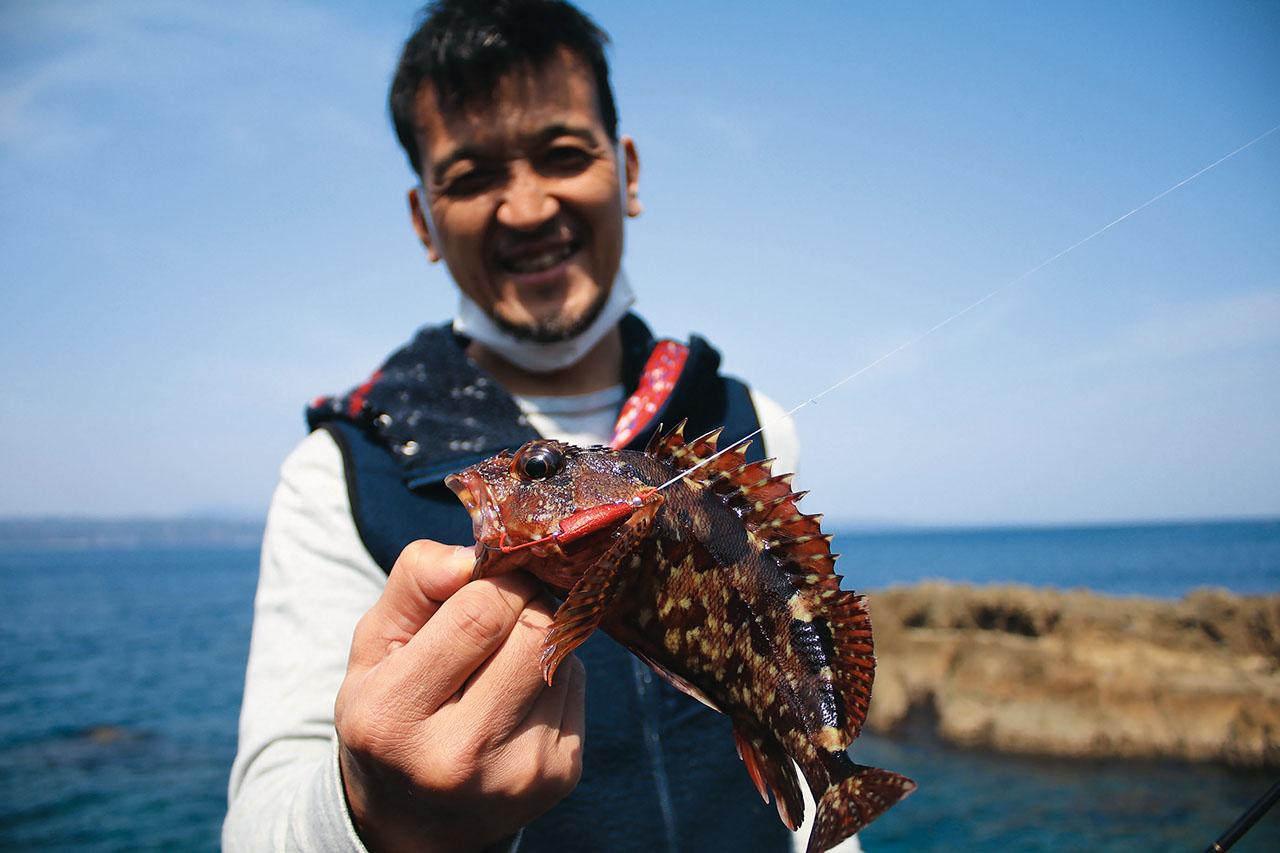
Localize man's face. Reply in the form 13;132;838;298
408;49;640;342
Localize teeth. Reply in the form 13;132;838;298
506;244;573;274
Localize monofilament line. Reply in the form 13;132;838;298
654;121;1280;493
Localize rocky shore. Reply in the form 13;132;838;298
864;582;1280;766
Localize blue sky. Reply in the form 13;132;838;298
2;1;1277;525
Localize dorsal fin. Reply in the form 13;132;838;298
647;419;689;464
649;422;754;486
644;423;667;455
667;425;721;467
647;420;838;579
697;442;754;493
686;426;724;460
716;459;778;508
822;590;876;743
726;478;835;578
786;587;876;749
768;531;834;565
645;420;874;748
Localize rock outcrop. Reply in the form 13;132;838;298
864;582;1280;766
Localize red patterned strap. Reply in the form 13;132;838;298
609;341;689;449
344;370;383;418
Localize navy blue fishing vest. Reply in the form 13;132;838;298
308;314;793;853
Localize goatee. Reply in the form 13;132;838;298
492;292;610;343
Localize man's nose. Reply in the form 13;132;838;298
495;163;559;230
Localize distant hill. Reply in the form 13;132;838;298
0;517;264;549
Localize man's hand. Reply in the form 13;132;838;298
335;540;586;852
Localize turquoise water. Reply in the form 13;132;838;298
0;520;1277;850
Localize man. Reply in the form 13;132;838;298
224;2;840;850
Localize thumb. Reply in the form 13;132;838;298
350;540;477;669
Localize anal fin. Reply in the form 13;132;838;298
731;722;806;832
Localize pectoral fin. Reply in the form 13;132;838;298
540;498;662;683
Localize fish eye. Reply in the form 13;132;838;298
513;443;565;482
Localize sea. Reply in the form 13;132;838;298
0;519;1277;851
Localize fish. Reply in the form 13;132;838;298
445;422;916;852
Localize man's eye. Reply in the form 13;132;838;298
442;167;502;196
539;146;592;174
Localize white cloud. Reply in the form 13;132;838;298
1086;289;1280;365
0;44;118;157
0;0;393;161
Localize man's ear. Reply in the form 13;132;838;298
407;186;441;262
621;136;641;217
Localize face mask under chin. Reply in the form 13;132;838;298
453;269;635;374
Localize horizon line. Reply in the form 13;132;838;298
1;512;1276;532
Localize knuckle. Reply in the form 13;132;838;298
351;609;378;643
425;758;474;796
504;732;582;802
336;703;389;761
348;612;373;645
510;759;546;798
491;569;539;604
395;539;435;574
394;539;473;601
555;750;584;794
517;601;555;632
335;684;418;771
550;736;584;795
540;756;581;804
446;588;510;650
431;734;486;785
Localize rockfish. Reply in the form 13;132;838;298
445;424;915;851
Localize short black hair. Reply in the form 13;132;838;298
389;0;618;176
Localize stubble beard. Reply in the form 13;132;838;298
491;289;611;343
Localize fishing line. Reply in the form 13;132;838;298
653;121;1280;494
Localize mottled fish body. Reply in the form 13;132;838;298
446;424;915;851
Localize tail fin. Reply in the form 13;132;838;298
806;763;916;853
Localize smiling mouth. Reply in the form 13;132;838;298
499;239;581;275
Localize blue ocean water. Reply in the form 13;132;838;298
0;520;1277;851
834;519;1280;598
0;547;255;851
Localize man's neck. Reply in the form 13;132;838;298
466;326;623;397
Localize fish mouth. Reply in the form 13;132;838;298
444;470;507;580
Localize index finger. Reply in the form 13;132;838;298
352;540;477;664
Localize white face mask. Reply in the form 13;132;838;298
452;269;636;374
